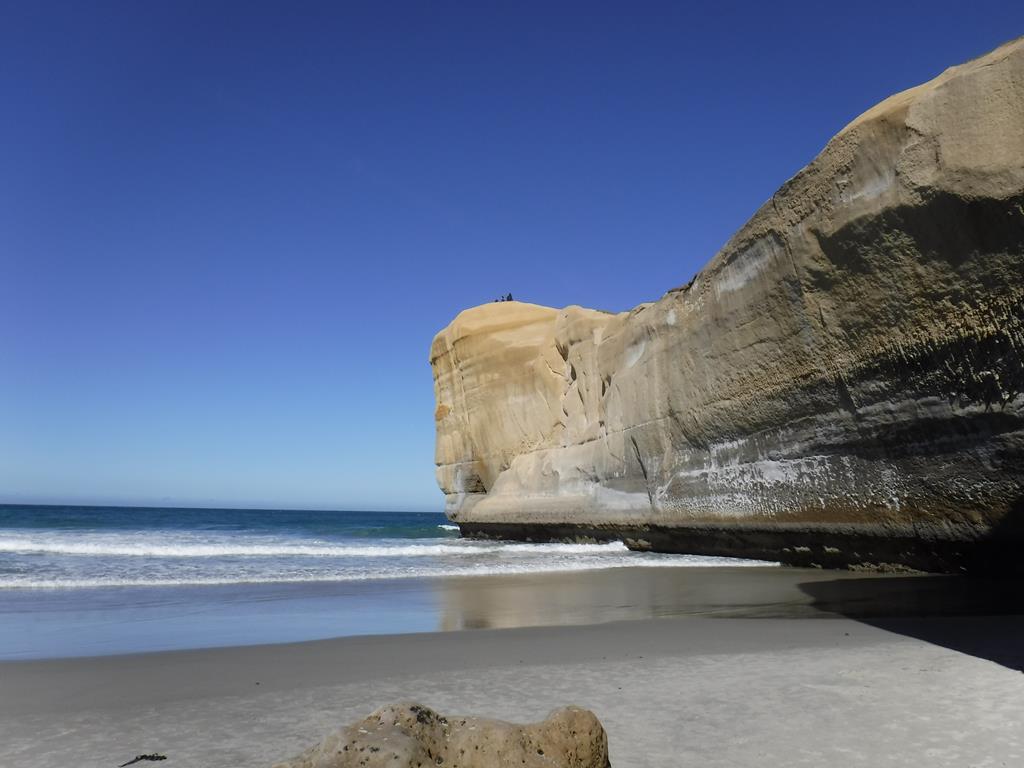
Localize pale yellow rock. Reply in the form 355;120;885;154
271;702;610;768
430;39;1024;572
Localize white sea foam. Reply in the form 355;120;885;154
0;551;775;590
437;524;460;531
0;536;632;559
0;523;778;593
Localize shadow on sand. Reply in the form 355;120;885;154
798;574;1024;672
800;494;1024;672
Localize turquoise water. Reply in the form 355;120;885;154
0;504;738;588
0;505;460;587
0;505;771;658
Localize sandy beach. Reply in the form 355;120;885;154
2;567;1023;767
5;5;1023;767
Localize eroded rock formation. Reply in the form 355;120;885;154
271;702;610;768
431;38;1024;573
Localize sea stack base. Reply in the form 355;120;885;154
457;521;1024;576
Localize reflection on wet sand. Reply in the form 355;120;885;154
434;565;1024;631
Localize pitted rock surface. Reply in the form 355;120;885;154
272;702;610;768
430;38;1024;573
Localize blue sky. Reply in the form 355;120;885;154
2;1;1021;511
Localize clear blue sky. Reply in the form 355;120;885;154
2;1;1020;511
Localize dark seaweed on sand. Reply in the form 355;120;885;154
118;754;167;767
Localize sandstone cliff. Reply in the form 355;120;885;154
431;38;1024;572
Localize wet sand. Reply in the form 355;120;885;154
3;563;1020;659
2;567;1023;766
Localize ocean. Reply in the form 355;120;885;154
0;504;772;659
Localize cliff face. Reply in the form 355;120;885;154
430;39;1024;573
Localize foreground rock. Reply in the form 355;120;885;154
272;702;610;768
431;38;1024;573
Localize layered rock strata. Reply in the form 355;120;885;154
431;38;1024;573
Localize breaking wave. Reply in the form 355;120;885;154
0;552;773;590
0;507;777;591
0;536;631;559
